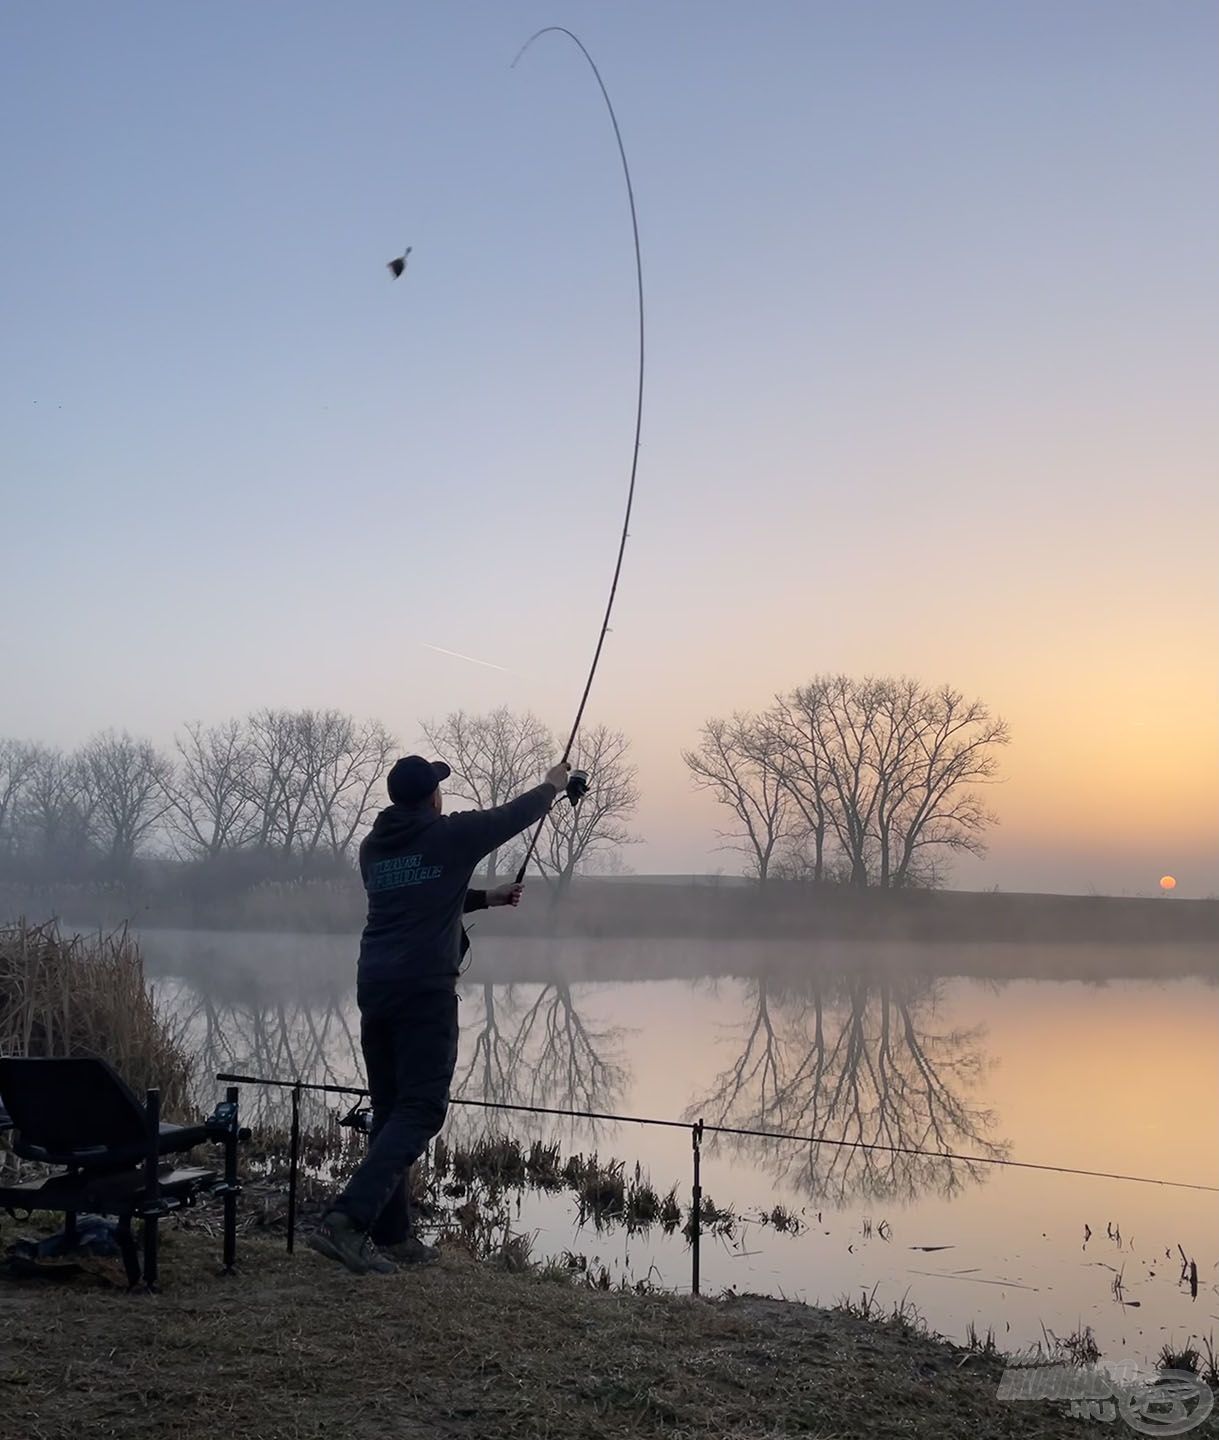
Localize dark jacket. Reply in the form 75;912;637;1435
357;783;556;988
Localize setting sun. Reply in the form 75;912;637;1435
1160;875;1177;892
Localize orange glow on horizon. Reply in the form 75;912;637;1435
1160;875;1177;891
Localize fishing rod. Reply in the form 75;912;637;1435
509;28;646;886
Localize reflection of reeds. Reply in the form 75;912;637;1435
1201;1335;1219;1388
239;1120;810;1260
1038;1321;1101;1367
566;1153;626;1220
1158;1343;1201;1375
659;1186;682;1231
626;1164;660;1227
438;1135;567;1192
0;919;193;1116
682;1194;736;1241
765;1203;801;1233
452;1135;526;1187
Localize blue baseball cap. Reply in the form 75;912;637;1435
386;755;451;805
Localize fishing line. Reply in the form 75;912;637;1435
215;1073;1219;1194
508;28;645;885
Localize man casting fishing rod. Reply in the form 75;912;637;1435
309;752;570;1275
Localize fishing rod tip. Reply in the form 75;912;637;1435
509;26;575;70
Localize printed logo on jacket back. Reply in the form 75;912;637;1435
366;853;444;892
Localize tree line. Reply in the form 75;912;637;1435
0;707;638;893
0;673;1007;893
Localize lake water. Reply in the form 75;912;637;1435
137;928;1218;1367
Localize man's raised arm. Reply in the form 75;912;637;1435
447;762;570;865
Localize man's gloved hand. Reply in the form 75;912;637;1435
488;882;523;908
545;761;572;791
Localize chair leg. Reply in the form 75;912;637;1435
117;1215;140;1288
143;1087;161;1291
143;1214;159;1290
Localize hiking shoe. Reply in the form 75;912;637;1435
306;1211;396;1276
380;1236;441;1267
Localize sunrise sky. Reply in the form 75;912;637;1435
2;1;1215;895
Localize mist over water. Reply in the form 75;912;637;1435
142;926;1219;1365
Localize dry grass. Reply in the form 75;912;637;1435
0;1227;1094;1440
0;918;193;1116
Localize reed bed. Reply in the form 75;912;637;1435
0;918;193;1116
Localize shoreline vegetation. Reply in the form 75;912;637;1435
0;918;193;1115
0;1226;1144;1440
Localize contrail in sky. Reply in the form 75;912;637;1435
422;642;511;673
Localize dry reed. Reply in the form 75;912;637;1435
0;918;193;1117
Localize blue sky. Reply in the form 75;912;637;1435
2;2;1216;890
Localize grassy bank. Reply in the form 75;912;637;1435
0;1228;1098;1440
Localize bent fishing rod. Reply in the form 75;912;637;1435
509;28;646;885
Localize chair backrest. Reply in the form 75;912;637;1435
0;1057;148;1154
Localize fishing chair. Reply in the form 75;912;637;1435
0;1057;247;1288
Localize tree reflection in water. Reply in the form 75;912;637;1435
451;980;626;1144
161;973;626;1142
688;974;1009;1206
161;976;364;1132
160;961;997;1205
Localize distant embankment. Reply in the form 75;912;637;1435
487;880;1219;947
3;875;1216;950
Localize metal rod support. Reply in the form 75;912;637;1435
690;1119;703;1296
222;1085;239;1273
286;1082;302;1254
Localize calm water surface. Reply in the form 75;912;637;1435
139;929;1219;1366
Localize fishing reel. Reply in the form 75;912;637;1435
565;769;590;806
340;1103;374;1134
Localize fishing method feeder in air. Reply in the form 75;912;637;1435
386;29;643;876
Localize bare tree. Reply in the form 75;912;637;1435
802;675;885;887
168;720;257;858
296;710;397;859
18;746;96;868
879;683;1009;888
775;676;1008;889
683;714;790;887
242;709;314;855
81;730;174;868
230;709;397;861
534;725;638;892
762;687;834;882
420;708;553;880
0;740;39;854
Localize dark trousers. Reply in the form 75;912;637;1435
335;984;459;1239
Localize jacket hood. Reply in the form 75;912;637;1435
366;802;436;849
